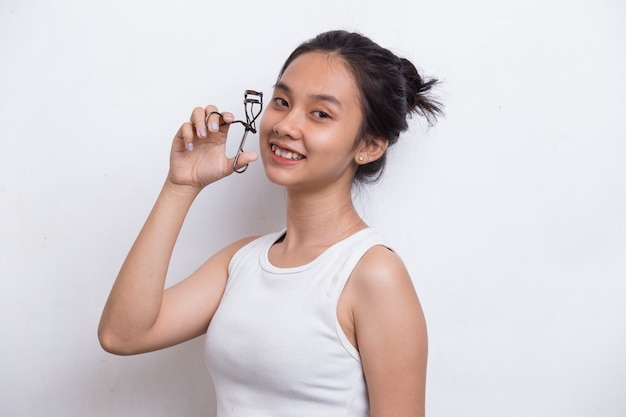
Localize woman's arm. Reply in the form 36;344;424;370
98;105;258;355
348;246;428;417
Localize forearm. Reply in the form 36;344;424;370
98;181;200;351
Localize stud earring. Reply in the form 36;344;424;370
358;155;365;162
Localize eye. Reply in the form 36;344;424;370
312;110;331;119
272;97;289;108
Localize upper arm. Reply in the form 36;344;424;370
350;246;428;417
138;236;257;353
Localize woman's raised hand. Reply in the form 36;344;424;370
167;105;258;192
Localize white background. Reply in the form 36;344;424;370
1;0;625;416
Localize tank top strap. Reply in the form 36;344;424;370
328;228;390;301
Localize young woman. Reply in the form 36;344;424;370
99;30;442;417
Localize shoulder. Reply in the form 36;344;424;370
350;245;413;297
343;244;424;338
221;235;261;256
346;244;425;342
219;231;282;264
193;235;261;280
347;245;428;416
206;235;260;265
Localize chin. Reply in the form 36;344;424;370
259;152;284;185
262;164;293;188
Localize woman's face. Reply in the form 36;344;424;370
259;52;364;192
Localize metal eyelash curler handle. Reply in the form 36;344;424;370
232;90;263;173
203;90;263;174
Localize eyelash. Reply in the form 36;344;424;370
312;110;330;119
273;97;288;107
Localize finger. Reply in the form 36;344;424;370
178;122;195;152
203;105;221;133
215;112;235;137
190;106;209;138
220;112;235;125
204;107;236;133
231;151;258;171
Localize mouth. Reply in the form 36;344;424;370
271;144;305;161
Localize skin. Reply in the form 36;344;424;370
98;52;427;417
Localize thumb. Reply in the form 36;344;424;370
231;151;258;172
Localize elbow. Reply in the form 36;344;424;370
97;324;138;356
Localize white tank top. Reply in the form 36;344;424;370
204;228;387;417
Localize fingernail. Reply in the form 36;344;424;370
187;143;193;152
210;122;219;131
198;128;207;138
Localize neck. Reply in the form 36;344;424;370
282;184;366;249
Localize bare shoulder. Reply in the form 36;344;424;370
181;235;260;281
344;244;425;348
349;245;428;416
214;235;260;262
350;245;415;297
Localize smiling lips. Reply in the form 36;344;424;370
271;144;305;161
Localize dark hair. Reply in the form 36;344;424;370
277;30;443;184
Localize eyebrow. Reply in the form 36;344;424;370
274;82;342;107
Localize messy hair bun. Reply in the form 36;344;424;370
279;30;443;184
400;57;441;126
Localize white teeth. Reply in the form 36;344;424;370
271;144;303;160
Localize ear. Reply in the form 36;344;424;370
354;136;388;165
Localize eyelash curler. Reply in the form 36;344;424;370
206;90;263;173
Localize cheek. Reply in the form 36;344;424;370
258;114;274;164
258;111;275;139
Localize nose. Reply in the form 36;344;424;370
272;110;303;140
